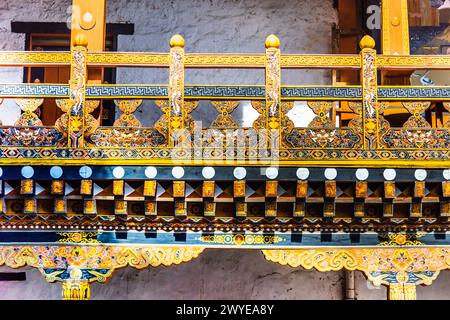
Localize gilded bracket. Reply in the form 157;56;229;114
0;245;205;300
261;245;449;300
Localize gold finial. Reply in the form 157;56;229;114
170;34;185;48
73;33;88;47
265;34;280;49
359;35;375;50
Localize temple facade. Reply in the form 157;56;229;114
0;0;449;300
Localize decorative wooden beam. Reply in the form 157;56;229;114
381;0;410;55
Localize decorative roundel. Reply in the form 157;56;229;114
296;168;309;180
21;166;34;179
202;167;215;180
324;168;337;180
414;169;427;181
113;166;125;179
355;168;369;181
444;169;450;181
145;166;157;179
172;166;185;179
79;166;93;179
233;167;247;180
265;167;279;179
50;166;63;179
383;169;396;181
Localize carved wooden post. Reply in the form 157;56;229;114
265;35;281;160
168;34;185;148
360;35;378;150
62;281;90;300
381;0;410;55
61;267;90;300
68;34;88;149
388;283;417;300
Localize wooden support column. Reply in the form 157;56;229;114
62;280;90;300
71;0;106;81
388;283;416;300
70;0;106;52
381;0;410;55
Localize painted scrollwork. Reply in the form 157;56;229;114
0;245;205;286
262;247;450;300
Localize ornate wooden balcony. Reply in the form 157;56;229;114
0;35;449;166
